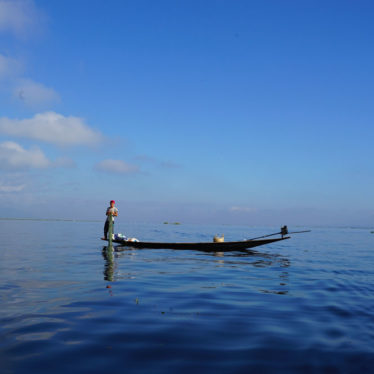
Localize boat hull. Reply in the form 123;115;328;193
102;236;290;251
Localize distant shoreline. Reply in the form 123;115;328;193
0;218;101;223
0;218;372;230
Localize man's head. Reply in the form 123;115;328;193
110;200;115;207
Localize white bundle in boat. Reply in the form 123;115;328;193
114;233;127;240
113;233;139;242
126;237;139;242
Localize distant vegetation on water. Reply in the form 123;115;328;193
163;222;181;225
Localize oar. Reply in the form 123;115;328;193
107;213;113;250
247;226;311;241
288;230;312;234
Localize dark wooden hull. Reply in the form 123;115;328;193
102;236;290;251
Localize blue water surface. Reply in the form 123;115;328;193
0;220;373;373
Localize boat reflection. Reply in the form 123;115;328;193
203;249;290;267
102;246;290;295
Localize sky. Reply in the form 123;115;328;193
0;0;373;226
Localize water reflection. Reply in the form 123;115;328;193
102;246;138;282
204;249;290;267
208;250;291;294
102;246;290;295
102;247;115;282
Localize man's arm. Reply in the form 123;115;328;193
106;208;118;216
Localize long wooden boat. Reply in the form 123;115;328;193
101;236;290;252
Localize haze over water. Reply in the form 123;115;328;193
0;220;373;373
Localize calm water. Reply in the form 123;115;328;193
0;220;373;373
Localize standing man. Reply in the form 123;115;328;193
103;200;118;240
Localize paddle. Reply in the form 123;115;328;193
107;213;113;250
247;225;311;241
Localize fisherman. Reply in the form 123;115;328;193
103;200;118;240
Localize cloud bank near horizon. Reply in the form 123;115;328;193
0;182;26;193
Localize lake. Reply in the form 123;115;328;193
0;220;373;373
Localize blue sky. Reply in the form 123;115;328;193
0;0;373;226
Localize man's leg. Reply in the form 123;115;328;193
104;220;109;239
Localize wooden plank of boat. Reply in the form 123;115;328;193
101;236;290;251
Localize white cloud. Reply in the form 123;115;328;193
0;55;58;109
0;182;26;192
0;0;43;37
0;2;53;108
0;112;103;146
95;159;140;174
0;141;50;170
0;53;22;80
13;78;60;107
